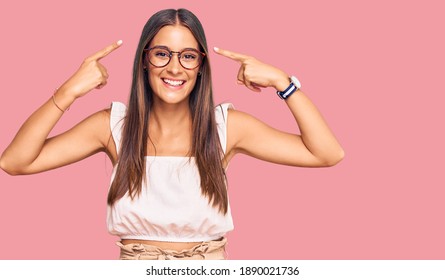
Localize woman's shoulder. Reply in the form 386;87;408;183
109;101;127;132
93;102;126;130
215;102;261;133
214;103;234;125
215;103;257;126
110;101;127;117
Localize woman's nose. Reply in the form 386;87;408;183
166;53;182;74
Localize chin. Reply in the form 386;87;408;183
155;91;191;105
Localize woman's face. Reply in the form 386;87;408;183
147;25;201;106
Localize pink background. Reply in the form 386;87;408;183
0;0;444;259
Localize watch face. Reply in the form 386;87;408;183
290;76;301;89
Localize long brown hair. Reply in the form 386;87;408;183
107;9;228;214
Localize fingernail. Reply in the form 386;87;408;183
213;47;219;51
117;40;123;45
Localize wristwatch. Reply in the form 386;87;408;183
290;76;301;90
276;76;301;100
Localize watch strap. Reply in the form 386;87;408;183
276;76;301;100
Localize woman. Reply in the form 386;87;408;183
0;9;344;259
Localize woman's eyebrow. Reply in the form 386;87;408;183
151;45;169;49
150;45;200;51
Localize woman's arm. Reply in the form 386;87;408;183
214;47;344;167
0;41;122;175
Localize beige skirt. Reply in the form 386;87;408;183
116;237;227;260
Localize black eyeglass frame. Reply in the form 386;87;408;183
144;46;206;70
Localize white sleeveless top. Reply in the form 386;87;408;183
106;102;234;242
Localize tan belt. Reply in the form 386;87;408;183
116;237;227;260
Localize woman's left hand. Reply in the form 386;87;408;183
213;47;290;92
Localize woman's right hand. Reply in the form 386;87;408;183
57;40;123;100
0;40;123;175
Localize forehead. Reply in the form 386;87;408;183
150;25;199;50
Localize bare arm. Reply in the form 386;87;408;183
0;107;113;175
0;41;122;175
215;47;344;167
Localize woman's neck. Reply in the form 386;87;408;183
147;101;193;157
149;101;192;137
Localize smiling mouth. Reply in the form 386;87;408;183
162;78;185;87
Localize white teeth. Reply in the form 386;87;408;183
163;78;184;86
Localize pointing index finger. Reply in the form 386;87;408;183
88;40;123;61
213;47;248;62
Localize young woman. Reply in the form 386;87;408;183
0;9;344;260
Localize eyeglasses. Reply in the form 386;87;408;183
144;46;206;70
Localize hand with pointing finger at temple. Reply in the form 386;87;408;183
213;47;290;93
57;40;123;103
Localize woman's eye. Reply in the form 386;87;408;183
182;52;197;60
155;51;169;57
